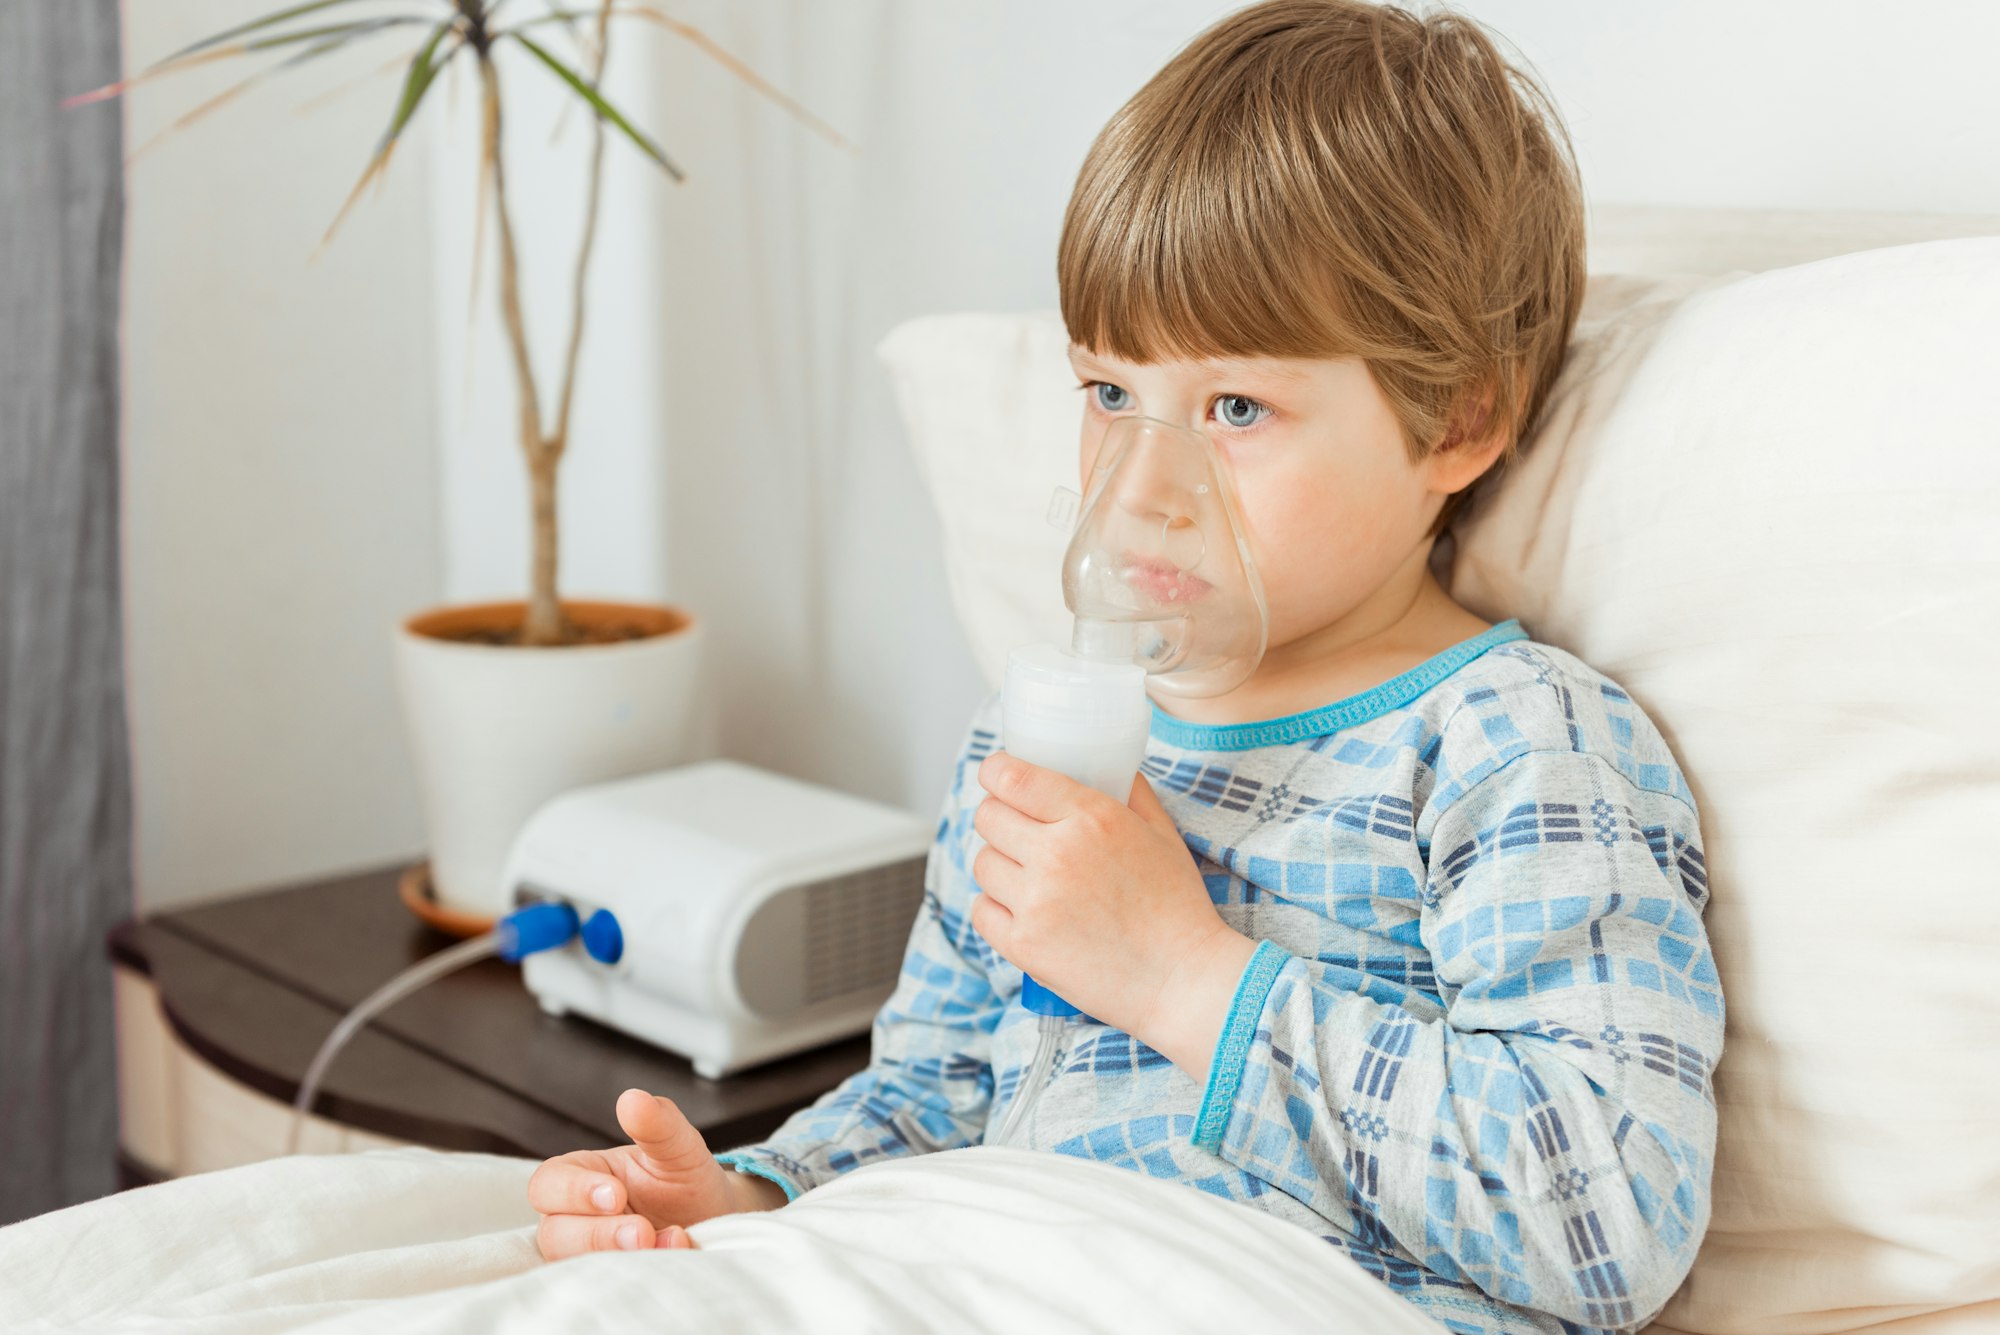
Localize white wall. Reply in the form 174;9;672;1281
122;1;441;911
1470;1;2000;216
122;1;2000;908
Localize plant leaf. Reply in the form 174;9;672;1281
533;0;597;146
507;30;683;180
373;19;457;158
315;22;462;257
292;44;423;118
64;15;428;109
121;19;440;165
246;16;434;56
591;4;850;150
66;48;245;110
533;0;586;53
151;0;386;70
501;7;849;151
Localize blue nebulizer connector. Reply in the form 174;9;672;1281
497;900;581;961
286;899;591;1154
1020;977;1078;1018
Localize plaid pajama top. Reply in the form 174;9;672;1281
716;619;1723;1335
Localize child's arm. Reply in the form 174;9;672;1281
1191;746;1723;1328
710;700;1008;1203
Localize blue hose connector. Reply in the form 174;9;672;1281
496;901;580;962
581;908;624;964
1021;976;1080;1019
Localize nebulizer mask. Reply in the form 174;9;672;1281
990;414;1267;1148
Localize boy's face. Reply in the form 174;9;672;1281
1067;345;1497;659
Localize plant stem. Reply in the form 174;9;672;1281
553;0;614;453
478;44;566;646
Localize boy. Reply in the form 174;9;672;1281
528;3;1723;1332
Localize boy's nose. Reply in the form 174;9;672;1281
1104;418;1211;565
1112;458;1183;524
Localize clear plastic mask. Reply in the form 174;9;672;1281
1051;414;1268;698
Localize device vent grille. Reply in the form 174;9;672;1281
802;856;925;1006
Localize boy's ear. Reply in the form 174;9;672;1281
1423;376;1515;497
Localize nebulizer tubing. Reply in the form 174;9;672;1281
285;900;593;1156
991;1007;1067;1148
989;414;1267;1149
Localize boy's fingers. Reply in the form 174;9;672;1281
527;1158;623;1217
658;1225;699;1251
615;1088;710;1170
971;794;1044;857
536;1211;659;1262
978;751;1077;823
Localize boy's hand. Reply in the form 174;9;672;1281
970;751;1252;1052
528;1088;749;1260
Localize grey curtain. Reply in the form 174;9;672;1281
0;0;133;1225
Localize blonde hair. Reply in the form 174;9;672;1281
1057;0;1586;535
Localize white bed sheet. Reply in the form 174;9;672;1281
0;1145;1450;1333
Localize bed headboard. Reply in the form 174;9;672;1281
1585;202;2000;277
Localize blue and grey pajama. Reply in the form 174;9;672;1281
718;620;1722;1335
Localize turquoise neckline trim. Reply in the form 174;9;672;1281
1149;618;1527;752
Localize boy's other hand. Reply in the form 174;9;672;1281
528;1088;745;1260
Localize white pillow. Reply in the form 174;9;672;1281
877;312;1078;687
1449;238;2000;1335
876;237;2000;1333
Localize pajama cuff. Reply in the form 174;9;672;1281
712;1150;806;1204
1191;938;1290;1155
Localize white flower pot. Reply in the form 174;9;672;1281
394;600;704;921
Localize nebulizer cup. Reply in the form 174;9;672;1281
991;414;1267;1148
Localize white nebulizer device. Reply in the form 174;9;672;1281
990;414;1268;1148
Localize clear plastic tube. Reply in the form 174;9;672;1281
992;1012;1068;1148
286;931;503;1156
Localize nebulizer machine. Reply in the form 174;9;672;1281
987;413;1268;1148
285;771;931;1155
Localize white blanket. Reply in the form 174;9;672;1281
0;1146;1448;1333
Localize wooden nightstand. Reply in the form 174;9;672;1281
108;864;872;1186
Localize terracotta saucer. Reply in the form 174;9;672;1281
398;862;498;939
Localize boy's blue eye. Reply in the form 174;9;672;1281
1213;394;1270;429
1081;381;1270;430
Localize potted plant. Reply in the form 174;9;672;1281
82;1;843;926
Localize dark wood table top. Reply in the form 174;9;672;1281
108;864;872;1162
